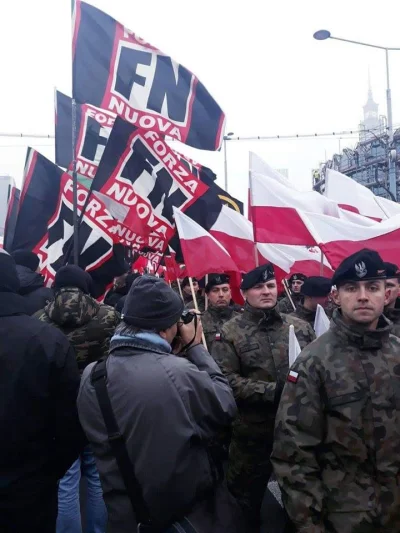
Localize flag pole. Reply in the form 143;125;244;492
320;248;324;275
188;276;208;350
283;279;296;311
204;274;209;311
71;98;79;266
176;278;184;300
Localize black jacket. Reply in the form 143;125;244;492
16;265;53;315
0;292;85;491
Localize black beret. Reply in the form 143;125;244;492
301;276;332;297
289;273;307;283
182;277;197;288
332;249;386;288
205;274;230;293
383;262;400;279
123;275;184;330
241;263;275;290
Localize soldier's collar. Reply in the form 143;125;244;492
207;304;234;318
331;309;391;350
243;302;282;325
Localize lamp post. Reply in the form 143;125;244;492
223;131;234;192
313;30;400;201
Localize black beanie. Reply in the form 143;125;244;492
54;265;92;294
122;275;184;330
0;250;20;293
12;250;39;272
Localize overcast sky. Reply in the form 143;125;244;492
1;0;400;204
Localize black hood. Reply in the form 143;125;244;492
16;265;46;295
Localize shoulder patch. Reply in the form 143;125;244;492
287;370;299;383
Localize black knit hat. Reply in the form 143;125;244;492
12;250;39;272
0;249;20;293
54;265;93;294
205;274;230;293
289;272;307;284
332;249;386;288
241;263;275;290
383;262;400;279
122;275;184;330
301;276;332;297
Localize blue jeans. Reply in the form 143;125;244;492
57;446;107;533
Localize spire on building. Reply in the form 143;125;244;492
362;70;379;137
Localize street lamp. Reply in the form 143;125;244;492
313;30;400;200
223;131;235;192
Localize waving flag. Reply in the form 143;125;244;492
324;169;389;221
72;1;225;150
90;117;221;255
173;207;239;279
299;210;400;268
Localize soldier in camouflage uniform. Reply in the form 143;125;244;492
272;249;400;533
383;261;400;336
35;265;120;531
290;275;332;327
212;263;315;529
201;274;243;352
276;272;307;314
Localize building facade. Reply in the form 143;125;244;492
313;84;399;201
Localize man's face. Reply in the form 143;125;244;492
183;280;198;296
243;280;278;309
291;280;304;293
385;278;400;308
207;284;231;308
332;279;388;328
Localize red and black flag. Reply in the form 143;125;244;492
72;1;225;150
88;117;222;255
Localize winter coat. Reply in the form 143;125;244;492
78;325;245;533
16;265;53;315
0;291;85;495
35;287;119;373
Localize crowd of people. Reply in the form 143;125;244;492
1;246;400;533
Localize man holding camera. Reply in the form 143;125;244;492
77;275;244;533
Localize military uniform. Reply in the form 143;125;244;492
276;292;301;314
212;302;315;523
184;294;206;312
290;302;316;326
272;309;400;533
36;287;120;373
385;302;400;336
202;305;242;353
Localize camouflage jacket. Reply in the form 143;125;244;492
212;303;315;439
271;309;400;533
290;303;316;326
276;292;302;314
185;295;206;313
35;288;120;373
202;305;242;353
385;299;400;337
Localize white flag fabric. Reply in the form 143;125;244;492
314;304;331;338
288;325;302;367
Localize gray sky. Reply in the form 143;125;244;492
1;0;400;206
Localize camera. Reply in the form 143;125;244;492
180;309;197;325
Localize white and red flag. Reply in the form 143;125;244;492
173;207;239;279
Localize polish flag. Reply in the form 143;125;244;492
173;207;239;278
259;244;333;278
250;171;340;245
299;210;400;268
324;169;400;221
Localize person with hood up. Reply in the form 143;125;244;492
12;249;53;315
0;250;85;533
36;265;120;533
78;275;245;533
